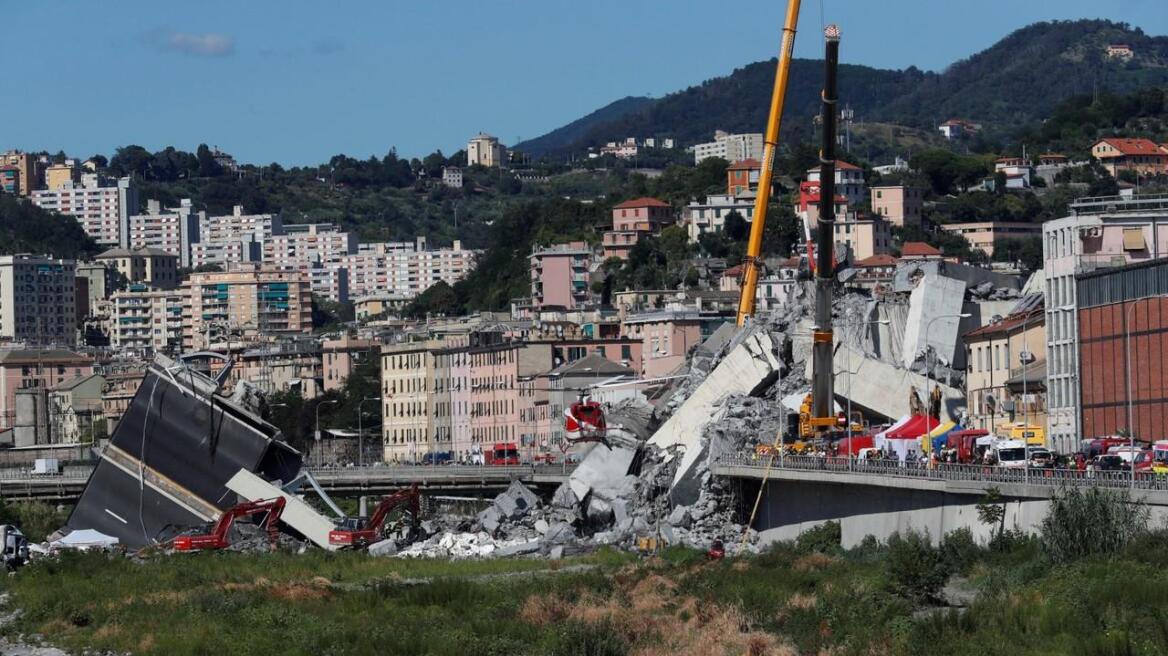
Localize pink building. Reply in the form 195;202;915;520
467;343;520;451
602;197;673;260
530;242;593;309
621;311;703;378
321;336;377;392
0;349;94;431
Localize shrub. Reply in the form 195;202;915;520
795;521;842;555
884;530;946;604
940;527;980;575
1040;486;1149;563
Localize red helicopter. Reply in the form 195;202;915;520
564;391;610;447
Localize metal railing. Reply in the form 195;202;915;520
714;453;1168;492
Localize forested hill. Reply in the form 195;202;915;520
525;19;1168;156
513;96;653;156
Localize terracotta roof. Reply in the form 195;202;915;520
1094;138;1166;157
722;264;744;277
963;307;1044;340
808;160;862;172
728;158;761;170
900;241;942;257
853;254;898;267
614;197;670;209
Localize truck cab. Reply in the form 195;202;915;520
993;439;1028;468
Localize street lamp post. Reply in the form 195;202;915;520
1125;294;1168;488
839;317;891;470
924;313;972;443
315;399;338;466
357;397;379;468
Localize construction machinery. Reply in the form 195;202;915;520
735;0;801;326
328;484;421;549
172;496;287;552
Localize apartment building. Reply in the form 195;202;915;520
0;255;77;346
1042;194;1168;453
963;304;1046;432
0;151;38;196
0;167;20;195
939;222;1042;257
602;197;673;260
831;215;893;261
620;310;702;378
181;265;313;351
189;205;281;269
0;349;93;433
530;242;593;310
44;161;78;191
442;166;463;188
794;182;848;227
95;246;180;289
685;193;756;242
322;336;376;392
109;287;184;355
31;174;138;247
807;161;866;207
691;131;764;165
467;133;505;168
870;185;923;227
381;339;437;463
127;199;203;267
339;238;476;299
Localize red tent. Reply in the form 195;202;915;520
837;435;874;455
886;415;934;440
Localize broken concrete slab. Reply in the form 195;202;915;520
816;342;965;422
478;506;502;534
567;442;638;505
505;480;541;512
544;522;575;545
226;469;338;551
368;538;398;556
496;540;542;557
551;483;578;509
650;328;783;505
901;272;966;370
668;505;692;529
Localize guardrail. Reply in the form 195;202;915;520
714;453;1168;492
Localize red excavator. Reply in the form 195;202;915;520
329;484;421;549
172;497;287;552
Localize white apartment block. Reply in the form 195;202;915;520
189;205;280;269
307;261;350;304
264;224;357;271
340;238;477;300
685;193;756;242
1042;195;1168;454
0;255;77;346
807;161;866;207
30;174;138;248
127;199;204;268
691;131;764;165
467;133;505;168
110;287;184;355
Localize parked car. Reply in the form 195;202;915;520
1091;454;1127;471
1027;448;1054;469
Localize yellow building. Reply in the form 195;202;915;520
96;246;180;289
44;162;78;191
381;340;438;463
0;151;38;196
963;305;1046;434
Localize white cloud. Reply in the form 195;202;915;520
145;30;235;57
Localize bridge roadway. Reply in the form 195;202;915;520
712;454;1168;503
713;454;1168;547
0;464;576;502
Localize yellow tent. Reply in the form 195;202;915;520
921;421;956;454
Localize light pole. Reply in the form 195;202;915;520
357;397;379;468
924;313;972;440
1125;294;1168;488
315;398;338;466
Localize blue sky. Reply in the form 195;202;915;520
4;1;1165;166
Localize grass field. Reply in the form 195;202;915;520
4;526;1168;656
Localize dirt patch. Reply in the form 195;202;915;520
793;553;838;572
522;571;794;656
786;592;818;610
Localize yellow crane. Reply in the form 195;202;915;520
735;0;802;326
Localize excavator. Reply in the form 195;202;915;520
734;3;845;444
328;484;421;549
172;497;287;552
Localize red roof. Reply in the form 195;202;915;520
722;264;744;277
963;307;1044;340
887;415;932;440
614;197;670;209
900;241;942;257
854;254;898;267
1095;138;1166;157
808;160;862;173
728;158;761;170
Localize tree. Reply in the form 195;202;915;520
109;145;152;177
403;281;460;318
722;211;749;241
196;143;223;178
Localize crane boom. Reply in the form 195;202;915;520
810;25;842;427
735;0;802;326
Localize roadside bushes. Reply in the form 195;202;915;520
884;530;946;603
1040;486;1149;563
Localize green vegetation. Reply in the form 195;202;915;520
0;194;101;261
8;488;1168;655
0;501;70;542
